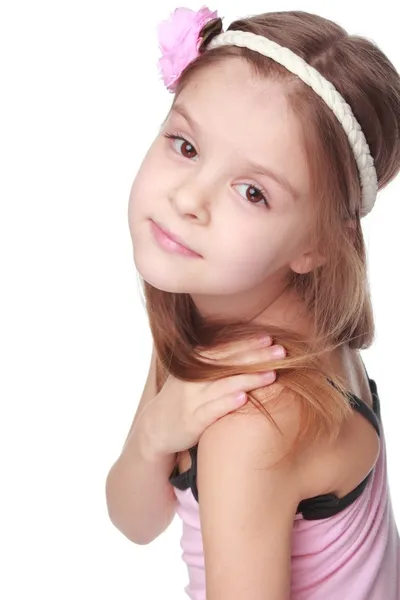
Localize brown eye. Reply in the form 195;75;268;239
246;186;264;203
164;133;198;160
235;183;270;208
178;139;197;159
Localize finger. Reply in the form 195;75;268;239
206;342;285;368
197;334;272;362
195;383;274;428
213;370;277;397
234;344;286;366
194;390;250;429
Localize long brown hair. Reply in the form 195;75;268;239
141;10;400;454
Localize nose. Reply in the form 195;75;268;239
168;176;211;224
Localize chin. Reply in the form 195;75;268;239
133;255;192;293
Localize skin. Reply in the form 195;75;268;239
128;58;319;326
127;57;380;599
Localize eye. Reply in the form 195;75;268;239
164;133;198;160
235;183;270;208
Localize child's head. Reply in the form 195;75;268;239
131;58;313;310
129;9;400;347
129;9;400;444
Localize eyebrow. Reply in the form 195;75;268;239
169;103;301;201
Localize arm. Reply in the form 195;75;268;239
197;385;303;600
122;343;159;446
105;344;177;545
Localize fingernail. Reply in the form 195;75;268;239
235;391;247;404
272;345;286;358
261;370;276;382
260;336;272;346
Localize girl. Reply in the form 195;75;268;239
106;7;400;599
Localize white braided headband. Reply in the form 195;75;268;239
207;31;378;217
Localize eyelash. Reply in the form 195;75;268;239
163;132;270;209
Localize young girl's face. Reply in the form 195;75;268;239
129;58;314;318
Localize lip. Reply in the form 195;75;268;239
150;220;202;258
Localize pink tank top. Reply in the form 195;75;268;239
169;377;400;599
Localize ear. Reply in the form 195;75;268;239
290;218;357;275
345;219;357;244
289;249;326;274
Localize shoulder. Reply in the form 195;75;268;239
196;383;312;598
196;377;345;512
197;381;306;490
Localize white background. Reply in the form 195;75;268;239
1;1;399;598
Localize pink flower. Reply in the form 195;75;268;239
157;6;218;92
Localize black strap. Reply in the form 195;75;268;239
169;444;199;502
297;373;381;520
169;375;381;518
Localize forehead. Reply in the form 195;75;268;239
173;58;309;189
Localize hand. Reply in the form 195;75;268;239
137;336;286;457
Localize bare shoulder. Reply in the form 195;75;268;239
197;365;379;505
197;380;308;491
195;383;309;599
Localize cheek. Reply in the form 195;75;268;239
128;160;158;230
127;177;142;242
209;230;271;288
214;224;283;269
128;140;163;200
213;216;307;280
